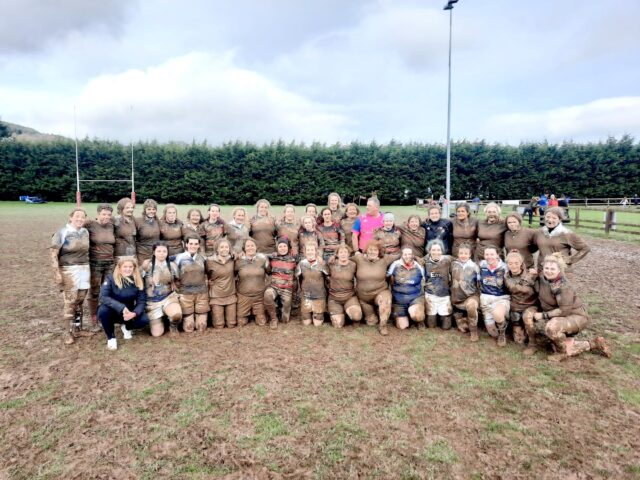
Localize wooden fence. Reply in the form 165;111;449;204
573;208;640;236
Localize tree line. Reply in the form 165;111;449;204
0;135;638;204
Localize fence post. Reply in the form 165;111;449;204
604;208;614;235
574;208;580;228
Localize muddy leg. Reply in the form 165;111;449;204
409;303;425;330
331;314;345;328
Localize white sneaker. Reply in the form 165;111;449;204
107;338;118;350
121;324;133;340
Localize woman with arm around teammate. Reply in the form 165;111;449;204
140;242;182;336
98;257;149;350
504;251;538;349
373;213;402;257
264;237;297;328
534;207;590;273
400;214;426;258
201;204;226;256
114;197;137;260
206;238;237;329
423;205;453;255
351;240;398;335
50;208;91;344
235;238;270;327
226;207;249;256
327;245;362;328
386;247;426;330
530;253;610;361
277;205;300;258
340;203;360;253
423;239;454;330
182;208;204;245
159;203;184;257
450;243;481;341
135;198;161;265
452;202;478;258
479;246;510;347
504;211;537;269
475;202;507;262
250;199;277;255
318;207;345;263
296;243;330;327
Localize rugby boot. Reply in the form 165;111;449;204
589;337;612;358
496;322;507;347
523;336;537;355
469;325;479;342
89;314;102;333
169;322;179;337
440;315;452;330
427;315;437;329
454;314;469;333
485;323;498;338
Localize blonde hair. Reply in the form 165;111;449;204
142;198;158;213
543;252;566;274
68;208;87;221
506;251;525;266
161;203;179;222
344;202;360;217
255;199;271;212
231;207;246;221
113;257;143;290
116;197;134;215
186;208;203;224
483;202;502;216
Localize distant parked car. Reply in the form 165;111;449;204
23;196;46;204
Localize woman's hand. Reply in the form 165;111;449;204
122;307;137;321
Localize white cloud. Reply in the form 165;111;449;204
486;97;640;142
1;52;355;144
0;0;130;54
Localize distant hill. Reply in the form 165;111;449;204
2;121;69;142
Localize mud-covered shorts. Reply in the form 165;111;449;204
146;292;180;323
179;292;210;315
327;295;359;316
480;294;510;325
301;298;326;315
425;293;452;316
393;294;424;318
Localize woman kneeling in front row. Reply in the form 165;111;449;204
140;242;182;336
529;253;610;361
98;257;149;350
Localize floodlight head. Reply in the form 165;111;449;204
443;0;459;10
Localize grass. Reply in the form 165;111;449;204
422;439;459;464
7;200;640;244
1;201;639;479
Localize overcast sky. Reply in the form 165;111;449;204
1;0;639;145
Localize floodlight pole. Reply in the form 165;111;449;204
74;106;81;207
443;0;458;218
130;105;136;204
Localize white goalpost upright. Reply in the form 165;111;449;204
74;106;136;206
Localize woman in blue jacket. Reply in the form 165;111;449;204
98;257;149;350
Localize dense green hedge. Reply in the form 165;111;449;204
1;136;638;204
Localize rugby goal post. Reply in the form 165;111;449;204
73;106;135;207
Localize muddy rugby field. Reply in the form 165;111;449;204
1;202;639;479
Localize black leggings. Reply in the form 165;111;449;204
97;305;149;340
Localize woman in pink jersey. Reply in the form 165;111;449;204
351;197;384;252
